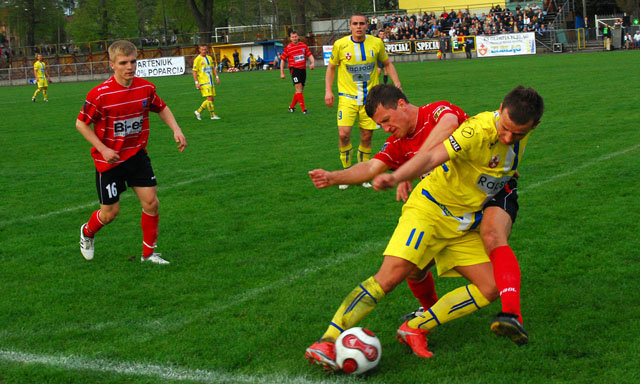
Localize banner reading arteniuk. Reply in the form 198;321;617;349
475;32;536;58
135;56;186;77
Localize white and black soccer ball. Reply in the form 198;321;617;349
335;327;381;375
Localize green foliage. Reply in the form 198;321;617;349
67;0;138;42
0;51;639;383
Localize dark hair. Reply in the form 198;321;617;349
289;30;298;36
502;85;544;126
365;84;409;117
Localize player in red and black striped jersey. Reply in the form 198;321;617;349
75;40;187;265
280;30;315;114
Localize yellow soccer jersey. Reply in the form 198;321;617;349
193;55;215;86
34;60;46;78
330;35;388;105
420;110;531;215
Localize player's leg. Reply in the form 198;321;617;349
128;151;167;264
42;86;48;101
297;70;308;113
80;168;125;260
406;260;439;312
357;108;375;187
32;86;41;101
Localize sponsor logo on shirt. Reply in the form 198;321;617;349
113;116;144;137
433;106;449;121
476;174;511;196
461;126;475;138
449;136;461;152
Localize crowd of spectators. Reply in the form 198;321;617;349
368;3;555;42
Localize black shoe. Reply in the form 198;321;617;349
490;312;529;346
302;109;309;114
288;107;295;113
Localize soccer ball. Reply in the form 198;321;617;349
335;327;381;375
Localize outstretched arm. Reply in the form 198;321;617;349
158;106;187;152
373;143;450;191
309;158;389;188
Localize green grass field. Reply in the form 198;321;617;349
1;51;639;383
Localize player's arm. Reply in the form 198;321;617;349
280;53;286;79
381;59;401;90
75;119;119;163
373;143;450;191
324;63;337;107
309;158;390;188
308;53;315;70
213;65;220;84
420;113;461;152
33;66;38;79
192;62;200;89
157;106;187;152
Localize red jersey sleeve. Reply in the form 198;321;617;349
78;88;102;125
373;136;408;170
148;84;166;113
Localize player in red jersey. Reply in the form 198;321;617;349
280;30;315;114
305;85;527;369
75;40;187;265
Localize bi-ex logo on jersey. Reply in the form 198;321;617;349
114;116;143;137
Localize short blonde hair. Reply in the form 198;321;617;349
108;40;137;62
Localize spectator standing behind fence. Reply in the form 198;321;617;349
603;24;612;51
634;30;640;49
233;49;240;68
32;53;50;102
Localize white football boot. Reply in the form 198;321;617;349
141;252;170;265
79;223;95;260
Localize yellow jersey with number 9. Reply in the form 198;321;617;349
330;35;388;106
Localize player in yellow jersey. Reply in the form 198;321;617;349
325;14;401;189
192;44;221;120
304;85;543;370
32;53;50;102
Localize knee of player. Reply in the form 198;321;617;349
100;207;119;224
142;197;159;215
338;131;351;143
477;282;499;302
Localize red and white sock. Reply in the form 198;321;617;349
489;245;522;324
84;209;105;237
407;270;439;310
141;210;159;258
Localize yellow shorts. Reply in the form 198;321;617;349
383;187;488;278
200;84;215;97
37;78;48;88
337;99;377;130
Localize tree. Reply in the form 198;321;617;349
66;0;137;43
188;0;213;43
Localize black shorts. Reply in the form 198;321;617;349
290;67;307;86
95;149;157;205
483;177;519;224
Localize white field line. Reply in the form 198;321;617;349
1;144;637;380
520;143;640;194
0;171;233;227
0;349;349;384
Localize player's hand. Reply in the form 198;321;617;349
195;84;200;89
174;130;187;152
325;91;334;108
514;170;521;178
373;173;397;191
101;148;120;164
310;63;315;70
308;169;332;188
215;77;220;85
395;180;413;202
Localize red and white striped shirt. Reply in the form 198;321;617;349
78;76;166;172
281;42;312;69
373;101;468;169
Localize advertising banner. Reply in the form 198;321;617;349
135;56;186;77
475;32;536;58
384;39;441;55
323;45;333;66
